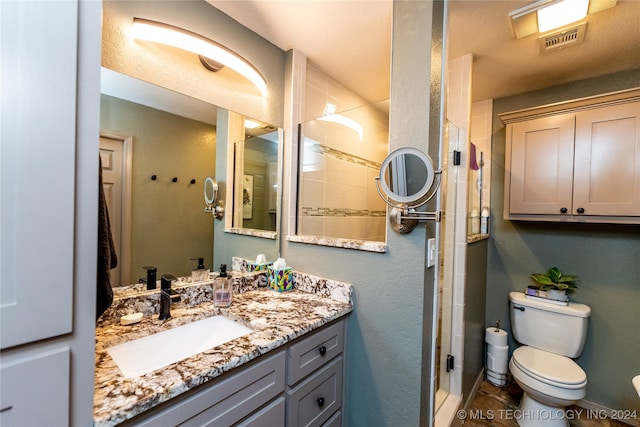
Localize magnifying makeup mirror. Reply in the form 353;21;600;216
375;147;442;233
204;176;224;219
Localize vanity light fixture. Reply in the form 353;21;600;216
244;119;261;129
132;18;267;97
318;103;364;141
509;0;616;39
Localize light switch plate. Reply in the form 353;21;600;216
427;238;436;268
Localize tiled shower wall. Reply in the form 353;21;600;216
468;100;493;222
298;62;388;241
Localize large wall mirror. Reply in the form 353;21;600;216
297;99;389;244
100;68;282;286
229;125;281;237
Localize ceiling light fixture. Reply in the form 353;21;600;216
244;119;261;129
132;18;267;96
509;0;616;39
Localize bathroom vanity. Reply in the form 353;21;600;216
94;271;352;426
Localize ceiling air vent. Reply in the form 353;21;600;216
538;22;586;53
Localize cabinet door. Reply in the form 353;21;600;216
574;102;640;216
0;0;77;348
507;114;576;215
0;347;70;426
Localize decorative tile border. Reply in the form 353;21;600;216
305;142;381;170
300;206;386;217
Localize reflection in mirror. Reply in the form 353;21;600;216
297;101;389;242
379;148;435;205
204;176;224;219
232;128;279;232
100;68;282;284
204;176;218;205
100;68;218;286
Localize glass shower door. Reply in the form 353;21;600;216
435;120;459;410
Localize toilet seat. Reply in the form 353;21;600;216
512;346;587;389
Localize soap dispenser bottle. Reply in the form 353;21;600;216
191;257;210;282
213;264;232;307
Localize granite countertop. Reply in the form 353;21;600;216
94;280;352;426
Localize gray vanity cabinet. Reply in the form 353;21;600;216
286;320;345;427
120;318;347;426
123;350;286;427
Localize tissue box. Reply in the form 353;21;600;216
267;266;294;292
249;262;272;272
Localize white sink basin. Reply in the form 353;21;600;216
107;316;253;378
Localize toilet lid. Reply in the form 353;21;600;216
512;347;587;389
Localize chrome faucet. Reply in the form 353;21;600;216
159;274;181;320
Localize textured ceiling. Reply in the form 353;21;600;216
209;0;640;103
449;0;640;101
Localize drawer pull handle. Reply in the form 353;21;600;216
317;397;325;407
318;346;327;356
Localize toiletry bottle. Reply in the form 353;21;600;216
213;264;232;307
191;257;209;282
480;206;490;234
470;209;480;234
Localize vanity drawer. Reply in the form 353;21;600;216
125;350;285;427
236;396;285;426
287;356;343;427
288;320;344;385
322;410;342;427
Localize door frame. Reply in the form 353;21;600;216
99;131;133;286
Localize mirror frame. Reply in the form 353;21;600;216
223;116;283;241
378;147;436;205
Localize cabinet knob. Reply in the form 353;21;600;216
318;346;327;356
577;207;585;214
560;207;568;214
317;397;325;407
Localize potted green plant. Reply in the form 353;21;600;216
530;266;578;301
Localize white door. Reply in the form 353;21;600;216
99;134;132;286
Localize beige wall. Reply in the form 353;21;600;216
100;94;216;282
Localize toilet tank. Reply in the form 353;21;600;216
509;291;591;358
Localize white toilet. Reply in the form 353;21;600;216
509;291;591;427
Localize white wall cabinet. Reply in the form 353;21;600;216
502;91;640;223
1;0;77;349
0;1;101;425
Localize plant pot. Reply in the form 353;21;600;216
547;289;566;301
